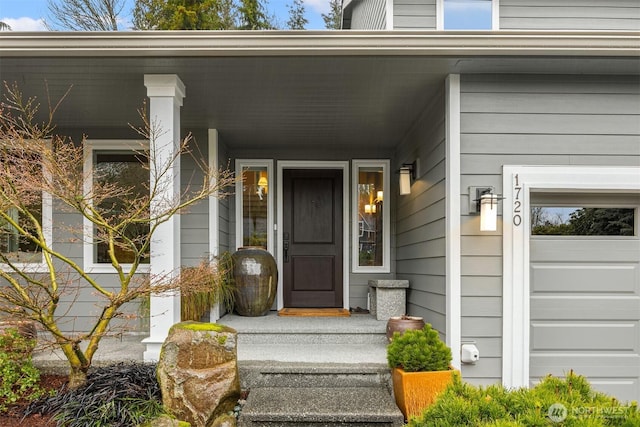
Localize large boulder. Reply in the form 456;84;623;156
158;322;240;427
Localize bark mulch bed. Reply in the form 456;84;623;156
0;374;67;427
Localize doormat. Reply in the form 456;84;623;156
278;308;351;317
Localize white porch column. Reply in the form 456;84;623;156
142;74;186;361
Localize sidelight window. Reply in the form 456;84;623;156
352;160;390;273
235;160;273;253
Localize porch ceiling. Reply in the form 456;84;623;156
1;31;638;149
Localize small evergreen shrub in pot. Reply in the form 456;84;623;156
387;323;457;420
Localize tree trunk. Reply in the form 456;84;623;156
68;366;88;389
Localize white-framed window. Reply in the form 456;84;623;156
0;141;52;271
352;160;390;273
83;140;150;272
438;0;496;30
235;159;274;254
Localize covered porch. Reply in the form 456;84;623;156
2;30;636;375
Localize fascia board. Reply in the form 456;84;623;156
0;31;638;57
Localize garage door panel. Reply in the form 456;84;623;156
531;239;639;263
530;355;640;378
531;296;640;320
531;264;638;294
531;322;639;352
530;199;639;402
530;355;640;402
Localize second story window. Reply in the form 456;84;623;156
443;0;493;30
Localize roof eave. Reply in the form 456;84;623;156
1;30;639;57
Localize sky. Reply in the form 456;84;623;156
0;0;491;31
0;0;331;31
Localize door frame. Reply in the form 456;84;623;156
276;161;350;311
501;165;640;389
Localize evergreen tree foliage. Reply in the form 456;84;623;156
322;0;342;30
133;0;236;30
237;0;274;30
287;0;308;30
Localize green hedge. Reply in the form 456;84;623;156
407;371;639;426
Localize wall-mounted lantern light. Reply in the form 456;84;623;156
398;160;417;195
469;186;501;232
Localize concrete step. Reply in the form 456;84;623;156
238;363;404;427
218;313;390;364
239;362;391;389
238;332;387;345
238;387;404;427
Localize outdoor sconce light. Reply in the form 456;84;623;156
399;160;417;196
364;204;376;214
469;186;501;232
376;191;383;202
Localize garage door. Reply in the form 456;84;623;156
529;193;640;402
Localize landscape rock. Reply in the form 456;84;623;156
158;322;240;427
210;414;237;427
141;414;191;426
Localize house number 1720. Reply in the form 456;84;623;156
513;174;522;227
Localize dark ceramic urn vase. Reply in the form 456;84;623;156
232;246;278;316
386;315;425;342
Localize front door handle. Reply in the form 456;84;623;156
283;232;289;263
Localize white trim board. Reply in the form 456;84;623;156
208;129;222;321
501;165;640;389
445;74;462;370
276;161;350;311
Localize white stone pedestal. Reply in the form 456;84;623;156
368;280;409;321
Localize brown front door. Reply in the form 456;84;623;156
282;169;343;308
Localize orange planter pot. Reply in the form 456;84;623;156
392;367;458;420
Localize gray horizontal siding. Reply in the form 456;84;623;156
394;0;437;29
180;131;210;267
459;74;640;385
500;0;640;30
351;0;386;30
395;87;446;334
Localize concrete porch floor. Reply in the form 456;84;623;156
218;311;389;365
32;311;390;372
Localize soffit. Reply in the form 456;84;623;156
0;31;638;149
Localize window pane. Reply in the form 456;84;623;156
531;207;635;236
444;0;492;30
358;167;384;266
0;206;42;263
94;152;150;263
0;151;43;263
242;168;268;249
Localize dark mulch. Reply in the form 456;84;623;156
0;374;67;427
